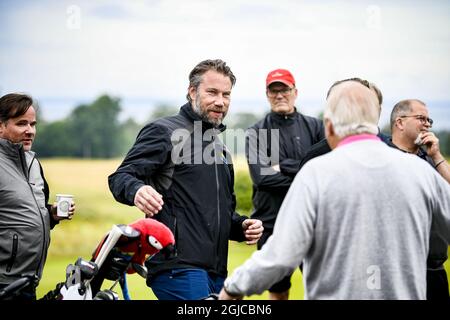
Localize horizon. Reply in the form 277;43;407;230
33;94;450;131
1;1;449;131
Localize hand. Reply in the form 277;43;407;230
68;201;75;219
271;164;280;172
420;131;441;159
134;185;164;217
218;288;243;300
242;219;264;245
51;201;75;221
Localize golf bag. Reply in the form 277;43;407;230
0;218;175;300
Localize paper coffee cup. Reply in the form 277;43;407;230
56;194;73;217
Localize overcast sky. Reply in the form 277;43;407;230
0;0;449;129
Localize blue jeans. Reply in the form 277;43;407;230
148;268;225;300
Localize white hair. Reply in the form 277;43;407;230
324;81;379;138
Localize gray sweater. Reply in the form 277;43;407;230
225;139;450;299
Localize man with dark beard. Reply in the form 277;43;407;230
108;59;263;300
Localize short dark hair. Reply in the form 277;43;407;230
390;99;426;130
0;93;34;123
186;59;236;103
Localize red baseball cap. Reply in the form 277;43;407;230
266;69;295;88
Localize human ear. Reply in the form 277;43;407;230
188;86;197;102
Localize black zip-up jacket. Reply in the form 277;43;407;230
108;103;247;278
298;130;391;171
245;110;324;229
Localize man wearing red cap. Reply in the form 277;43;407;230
245;69;324;300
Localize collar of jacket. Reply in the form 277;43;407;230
270;107;299;124
0;137;23;160
0;137;31;178
179;102;227;134
386;137;429;159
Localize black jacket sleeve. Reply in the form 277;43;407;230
279;158;302;176
298;138;331;171
108;123;172;205
279;117;326;175
245;128;293;190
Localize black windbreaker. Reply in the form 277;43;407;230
245;110;324;229
108;103;247;277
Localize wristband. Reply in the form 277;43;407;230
435;159;446;169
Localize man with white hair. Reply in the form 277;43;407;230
219;80;450;300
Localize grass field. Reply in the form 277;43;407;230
36;157;448;300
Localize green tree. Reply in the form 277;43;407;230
119;118;142;155
226;112;260;130
34;120;75;157
436;130;450;156
68;95;122;158
148;104;179;121
33;94;127;158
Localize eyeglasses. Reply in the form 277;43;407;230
399;115;433;126
267;87;293;97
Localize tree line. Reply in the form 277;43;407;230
33;94;262;158
33;94;450;158
34;95;130;157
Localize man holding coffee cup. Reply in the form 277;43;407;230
0;93;76;300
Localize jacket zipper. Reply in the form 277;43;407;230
173;216;177;251
212;133;221;267
21;152;47;277
6;234;19;272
